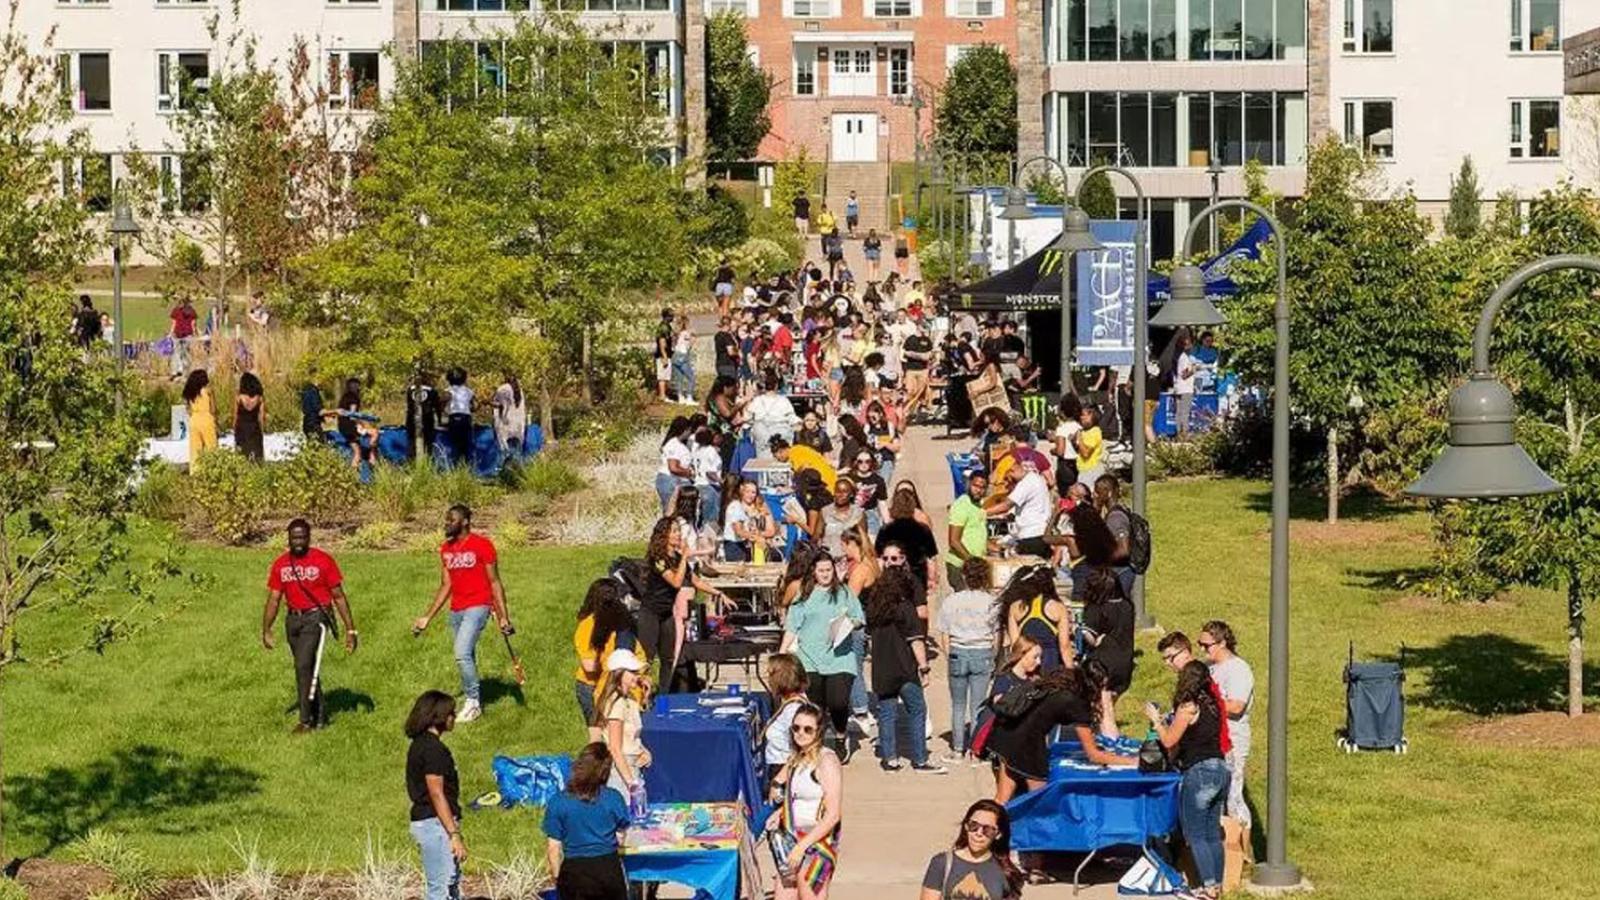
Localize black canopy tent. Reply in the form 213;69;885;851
939;242;1075;393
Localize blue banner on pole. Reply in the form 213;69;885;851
1074;220;1140;367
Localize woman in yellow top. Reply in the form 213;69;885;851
182;369;218;463
1072;406;1105;490
572;578;642;740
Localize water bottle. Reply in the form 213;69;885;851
629;779;649;822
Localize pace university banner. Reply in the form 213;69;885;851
1074;220;1140;367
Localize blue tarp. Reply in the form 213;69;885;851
624;843;740;900
490;754;572;808
322;423;545;479
641;697;765;822
1007;742;1181;853
1146;218;1273;300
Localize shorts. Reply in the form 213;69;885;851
829;367;844;381
655;358;671;381
846;214;859;228
894;247;909;259
795;217;810;231
864;248;881;261
714;282;734;298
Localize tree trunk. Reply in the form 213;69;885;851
582;328;594;406
1570;576;1586;717
1326;426;1340;524
539;380;554;443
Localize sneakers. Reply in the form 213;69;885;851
938;752;967;766
457;699;482;723
850;713;876;736
880;759;904;772
910;762;949;775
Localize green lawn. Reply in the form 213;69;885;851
4;480;1600;897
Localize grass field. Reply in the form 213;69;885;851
3;480;1600;897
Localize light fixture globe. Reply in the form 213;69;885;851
998;186;1033;221
109;201;141;237
1150;264;1227;327
1405;374;1562;498
1053;206;1104;252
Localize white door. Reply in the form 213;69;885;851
829;48;875;96
830;113;878;162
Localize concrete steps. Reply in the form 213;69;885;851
826;161;891;234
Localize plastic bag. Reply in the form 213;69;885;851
490;754;572;808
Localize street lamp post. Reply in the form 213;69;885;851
1153;199;1296;890
109;201;142;414
1074;165;1154;629
1207;153;1225;255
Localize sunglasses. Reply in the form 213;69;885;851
856;457;874;465
791;723;818;735
1197;640;1218;650
964;821;1001;839
881;555;905;563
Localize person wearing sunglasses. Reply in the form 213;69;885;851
1200;620;1254;834
849;451;888;538
919;800;1024;900
768;705;845;900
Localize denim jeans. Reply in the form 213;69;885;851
448;605;492;703
946;647;992;753
410;817;461;900
655;472;686;514
575;680;596;729
849;629;871;716
1179;757;1232;888
698;485;721;532
672;352;695;400
875;679;929;765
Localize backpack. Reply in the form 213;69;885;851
1117;505;1153;575
608;558;652;607
991;680;1049;720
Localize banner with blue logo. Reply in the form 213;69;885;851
1075;220;1140;367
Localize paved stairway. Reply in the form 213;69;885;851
826;162;892;236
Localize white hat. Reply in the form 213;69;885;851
606;648;646;674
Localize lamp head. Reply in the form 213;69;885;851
998;186;1033;221
1149;264;1227;327
1405;373;1562;498
109;201;141;237
1052;207;1104;252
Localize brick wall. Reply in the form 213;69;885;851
1014;0;1043;160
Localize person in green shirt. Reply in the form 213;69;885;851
780;553;865;756
945;470;991;590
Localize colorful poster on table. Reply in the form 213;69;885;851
1074;220;1141;367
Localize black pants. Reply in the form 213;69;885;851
1016;536;1052;560
447;413;473;466
636;605;679;693
806;672;854;739
286;611;329;727
557;853;629;900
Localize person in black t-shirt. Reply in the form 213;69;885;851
987;666;1136;802
865;567;940;772
875;485;939;593
902;327;934;422
792;190;812;236
406;690;464;900
72;294;102;349
654;308;674;403
713;316;740;380
1078;566;1134;697
1144;662;1230;897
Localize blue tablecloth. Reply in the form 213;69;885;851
642;694;765;814
624;848;739;900
1007;741;1181;853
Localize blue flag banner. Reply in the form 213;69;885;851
1146;217;1272;300
1075;220;1140;367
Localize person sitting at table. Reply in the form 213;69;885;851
763;653;811;783
1143;661;1231;900
779;552;865;759
593;648;652;800
574;578;641;740
986;663;1135;803
769;704;845;900
997;564;1073;674
724;478;779;563
544;742;632;900
919;799;1024;900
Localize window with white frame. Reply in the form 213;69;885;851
328;50;381;110
706;0;756;12
154;0;213;5
794;53;816;95
431;0;533;9
57;0;109;6
1510;98;1561;158
1341;0;1392;53
56;52;111;112
1510;0;1560;52
157;155;210;214
1342;99;1394;159
61;154;114;212
945;44;977;70
888;47;910;96
871;0;914;16
157;51;210;112
786;0;834;16
948;0;998;16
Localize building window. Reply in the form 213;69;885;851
328;50;381;110
945;44;979;70
1067;0;1296;63
156;51;210;112
157;154;212;214
57;51;111;112
431;0;534;9
706;0;754;12
62;154;114;212
871;0;913;15
888;48;910;96
1510;0;1560;52
948;0;998;16
787;0;835;16
1342;0;1392;53
1510;98;1561;158
1342;99;1394;159
1058;90;1182;168
794;54;816;96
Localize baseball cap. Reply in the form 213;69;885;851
606;648;646;673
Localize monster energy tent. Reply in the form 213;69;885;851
945;242;1072;314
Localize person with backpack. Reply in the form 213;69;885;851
986;663;1136;802
919;800;1024;900
1094;474;1150;601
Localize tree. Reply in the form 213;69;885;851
0;0;181;850
1445;156;1482;239
1226;138;1460;522
705;12;771;167
1077;167;1118;219
933;45;1016;165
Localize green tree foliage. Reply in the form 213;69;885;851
773;145;818;216
705;12;772;165
933;45;1017;164
1226;138;1461;522
1445;156;1482;239
1076;167;1118;219
1218;158;1281;246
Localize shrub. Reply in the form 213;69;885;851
696;183;750;250
493;520;531;547
371;461;440;522
523;456;585;499
68;830;157;898
729;237;797;279
1146;439;1215;480
271;441;364;526
437;465;493;511
348;521;404;550
0;880;28;900
133;382;180;438
748;206;805;270
188;449;270;544
133;461;184;521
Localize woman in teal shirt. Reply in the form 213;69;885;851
780;551;864;756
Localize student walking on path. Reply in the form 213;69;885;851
261;519;358;732
412;505;515;723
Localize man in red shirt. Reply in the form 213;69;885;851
413;504;514;723
262;519;358;733
168;297;198;378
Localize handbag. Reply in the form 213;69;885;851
1137;735;1171;774
991;681;1048;720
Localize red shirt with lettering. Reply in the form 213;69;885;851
441;533;498;611
267;548;344;612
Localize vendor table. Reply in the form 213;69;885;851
1007;740;1181;894
703;563;787;621
679;630;781;689
623;801;758;900
642;692;766;815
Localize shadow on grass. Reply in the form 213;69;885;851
10;744;262;854
1344;565;1436;594
324;688;377;719
481;676;526;709
1401;634;1600;716
1242;489;1411;523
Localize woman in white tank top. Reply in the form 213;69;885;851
769;705;844;900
